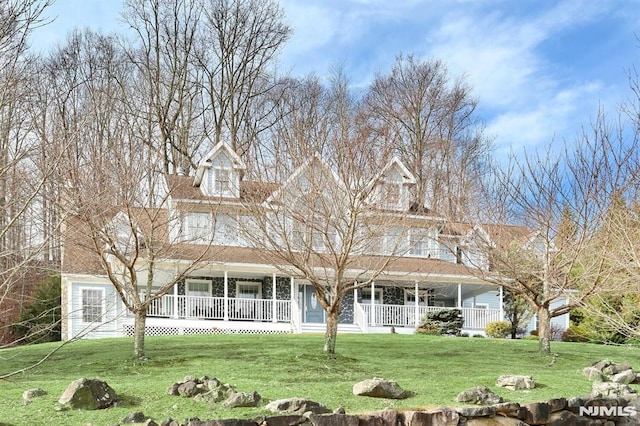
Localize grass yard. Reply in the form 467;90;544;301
1;333;639;425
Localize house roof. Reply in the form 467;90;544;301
165;174;279;203
62;209;484;282
443;222;533;250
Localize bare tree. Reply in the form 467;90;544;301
476;110;639;353
122;0;206;173
241;72;416;354
0;0;57;344
364;55;491;220
197;0;291;158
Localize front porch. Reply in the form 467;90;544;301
134;288;503;335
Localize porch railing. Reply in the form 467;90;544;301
145;294;291;323
357;303;502;330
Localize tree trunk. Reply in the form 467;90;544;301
133;309;147;359
537;307;551;354
323;309;340;354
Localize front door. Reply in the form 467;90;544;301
304;285;324;323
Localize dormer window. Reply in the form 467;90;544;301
193;141;246;198
214;168;231;195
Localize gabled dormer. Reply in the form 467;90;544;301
193;141;246;198
368;157;416;211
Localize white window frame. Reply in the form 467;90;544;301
186;279;212;296
432;300;446;308
235;281;262;299
404;289;429;306
184;212;211;243
80;287;105;324
360;288;384;305
213;213;238;245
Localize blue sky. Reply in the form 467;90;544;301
31;0;640;159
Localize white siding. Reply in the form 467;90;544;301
69;281;123;339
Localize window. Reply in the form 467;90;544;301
360;288;383;305
404;289;430;306
81;288;104;323
236;282;262;299
215;168;231;194
184;212;211;243
235;282;262;318
382;182;402;210
409;229;431;257
213;214;238;245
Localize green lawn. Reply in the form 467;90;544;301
1;334;639;425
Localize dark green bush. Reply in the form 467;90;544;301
10;275;61;344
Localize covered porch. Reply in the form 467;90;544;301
135;275;504;335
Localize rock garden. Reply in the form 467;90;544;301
20;359;640;425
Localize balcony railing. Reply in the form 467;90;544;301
358;303;501;330
145;295;291;323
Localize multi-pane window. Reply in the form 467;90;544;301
81;288;103;323
237;282;261;299
213;214;238;245
185;212;211;243
360;288;383;305
215;168;231;194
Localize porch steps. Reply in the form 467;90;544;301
300;323;363;334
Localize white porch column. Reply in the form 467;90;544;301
499;286;504;320
173;282;179;318
353;282;358;325
371;281;376;326
290;276;296;326
457;283;462;308
223;271;229;321
414;281;419;326
272;273;277;323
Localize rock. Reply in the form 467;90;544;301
455;405;497;417
547;410;579;426
603;363;632;375
352;377;411;399
465;417;528;425
223;391;261;408
592;381;636;398
22;388;46;400
58;378;117;410
402;409;459;425
583;367;605;382
265;398;331;415
455;386;504;405
333;407;345;414
166;383;181;396
358;410;398;426
305;413;360;426
492;402;521;414
522;402;550;425
591;360;611;371
122;411;148;423
178;380;202;397
547;397;567;413
611;369;636;385
259;414;307;426
496;375;535;390
186;420;257;426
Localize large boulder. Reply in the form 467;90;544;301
266;398;331;415
352;377;411;399
223;391;261;408
591;381;637;398
58;378;117;410
496;375;535;390
455;386;504;405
